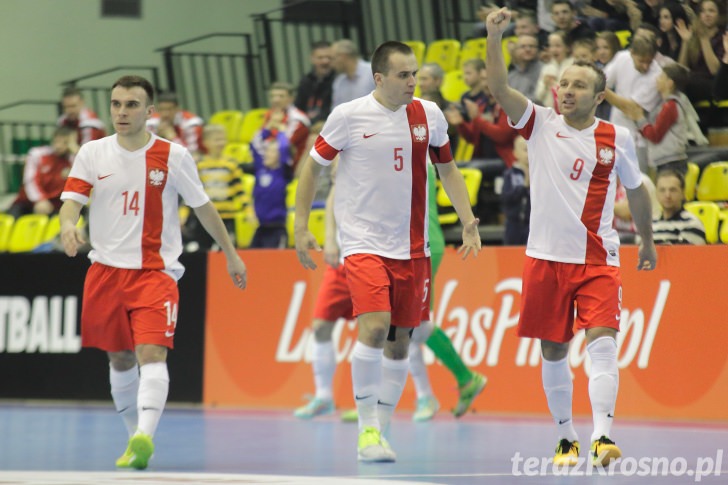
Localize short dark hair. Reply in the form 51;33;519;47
53;125;77;139
551;0;575;11
310;40;331;51
62;86;83;99
371;41;413;77
662;63;690;93
656;169;685;189
269;81;295;95
571;60;607;93
156;90;179;105
112;76;155;105
631;35;657;57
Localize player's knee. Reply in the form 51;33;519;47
541;340;569;361
108;350;137;371
312;319;335;342
411;321;433;344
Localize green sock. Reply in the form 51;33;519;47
425;326;472;387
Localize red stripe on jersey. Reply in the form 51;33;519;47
314;135;340;161
63;176;93;197
142;140;171;269
428;141;453;164
406;100;429;258
581;121;617;265
517;107;537;140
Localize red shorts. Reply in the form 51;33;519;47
81;263;179;352
313;265;354;321
343;253;430;328
518;257;622;344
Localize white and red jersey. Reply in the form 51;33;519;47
146;110;205;154
310;94;452;260
61;134;209;279
510;101;642;266
21;146;73;202
57;107;107;145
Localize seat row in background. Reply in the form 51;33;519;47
0;214;84;253
683;161;728;244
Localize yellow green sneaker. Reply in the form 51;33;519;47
357;426;395;463
553;438;580;466
115;432;154;470
591;436;621;467
453;372;487;418
413;396;440;422
341;408;358;423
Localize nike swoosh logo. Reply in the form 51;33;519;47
98;174;114;180
363;133;378;139
558;419;571;425
556;132;571;139
118;406;130;414
141;406;159;411
165;331;175;337
607;413;614;418
377;400;394;407
355;394;372;401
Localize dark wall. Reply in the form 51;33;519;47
0;253;206;403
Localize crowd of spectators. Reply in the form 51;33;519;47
3;0;727;251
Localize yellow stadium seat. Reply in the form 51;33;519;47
234;211;258;248
223;142;252;164
441;69;469;103
7;214;49;252
615;30;631;48
720;210;728;244
0;214;14;252
696;161;728;201
403;40;426;66
437;167;482;225
454;140;475;162
238;108;269;144
425;39;461;73
459;37;487;69
684;201;720;243
684;162;700;201
286;208;326;248
209;110;245;143
43;214;85;243
286;178;298;209
240;173;255;210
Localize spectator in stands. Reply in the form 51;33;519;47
294;41;335;124
508;34;544;102
610;63;695;175
146;91;205;159
330;39;376;108
715;31;728;99
447;67;517;166
534;30;573;108
614;175;659;244
604;34;663;172
417;63;459;147
640;0;666;29
550;0;595;45
57;87;106;146
571;38;596;64
250;130;292;249
581;0;641;33
7;126;78;219
500;135;530;245
651;170;706;245
510;9;550;53
676;0;726;102
252;81;310;170
658;1;692;61
595;31;621;69
183;124;245;251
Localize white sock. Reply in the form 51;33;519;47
542;356;578;442
110;364;139;437
136;362;169;438
378;356;409;434
408;342;433;399
351;341;383;432
312;339;336;401
587;336;619;442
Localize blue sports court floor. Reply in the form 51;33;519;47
0;402;726;484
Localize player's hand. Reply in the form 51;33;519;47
323;242;340;268
637;241;657;271
457;218;481;259
227;254;247;289
463;99;480;121
485;7;511;37
60;224;85;258
33;199;54;215
295;230;321;270
444;105;464;126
